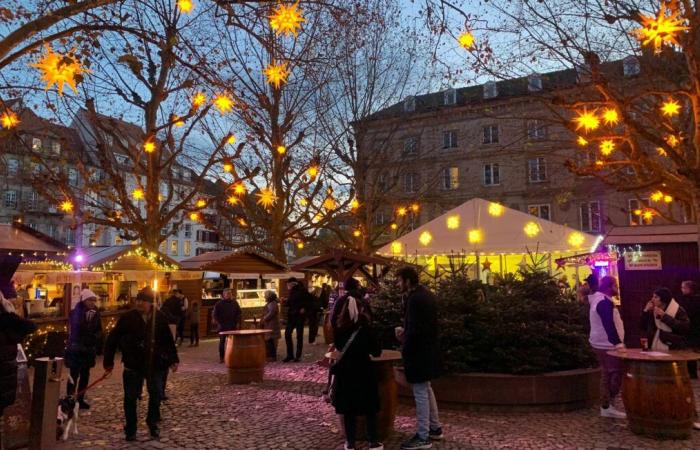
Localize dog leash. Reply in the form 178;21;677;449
73;371;111;398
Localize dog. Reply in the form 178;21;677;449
56;395;80;440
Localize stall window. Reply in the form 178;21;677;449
170;240;178;255
184;240;191;256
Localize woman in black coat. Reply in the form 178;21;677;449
331;279;383;450
0;296;35;416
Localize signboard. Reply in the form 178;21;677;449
624;251;662;271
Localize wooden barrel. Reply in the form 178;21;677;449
322;311;334;344
622;359;696;439
222;330;268;384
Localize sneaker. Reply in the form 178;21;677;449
78;400;91;410
429;427;444;440
400;434;432;450
369;442;384;450
600;406;626;419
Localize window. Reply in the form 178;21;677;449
27;223;37;231
90;169;104;182
170;240;178;256
404;172;418;193
375;211;386;226
183;240;191;256
528;158;547;182
115;154;129;165
444;89;456;105
403;137;418;156
31;163;41;175
183;170;192;182
404;96;416;112
528;73;542;92
527;120;547;140
623;56;640;77
528;204;551;221
629;198;652;225
483;81;498;99
580;201;601;232
6;158;18;176
196;230;219;243
483;164;500;186
65;228;75;245
377;173;388;192
4;190;17;208
68;168;78;186
47;224;58;239
27;190;38;209
32;138;42;151
51;142;61;155
441;167;459;190
482;125;499;144
575;149;595;171
184;223;192;238
442;131;458;149
114;236;123;246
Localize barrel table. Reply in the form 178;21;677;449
608;348;699;439
326;349;402;440
221;329;271;384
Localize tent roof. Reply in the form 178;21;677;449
78;245;180;271
179;251;287;274
378;198;598;256
0;223;67;255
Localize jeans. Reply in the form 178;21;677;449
343;413;378;446
190;324;199;345
122;368;165;436
176;319;185;343
411;381;441;440
219;335;227;361
285;317;304;359
66;364;91;401
265;338;278;360
593;348;623;408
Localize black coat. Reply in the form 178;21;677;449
213;298;242;332
402;285;441;383
678;294;700;348
331;325;381;415
103;309;179;374
161;295;185;325
640;305;691;350
65;301;103;369
0;311;35;413
286;284;311;321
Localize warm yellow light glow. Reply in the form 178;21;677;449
223;162;233;173
458;31;475;49
132;188;144;200
299;198;308;206
599;140;615;156
152;279;158;291
568;231;585;248
264;62;290;89
59;200;73;212
419;231;433;246
189;212;200;221
1;110;19;129
523;221;540;237
468;228;482;244
227;135;236;145
192;92;206;108
238;217;248;227
650;190;664;202
636;4;689;52
31;45;90;95
296;241;305;249
350;199;360;210
666;134;679;147
397;207;407;217
232;182;246;195
577;136;589;146
173;115;185;127
143;141;156;153
353;229;362;238
446;215;460;230
196;199;206;208
276;145;287;155
573;109;600;133
307;165;319;178
323;197;337;210
661;99;681;117
642;209;655;221
214;94;234;114
602;108;619;126
256;188;277;208
177;0;194;13
410;203;420;213
664;194;673;203
657;147;668;156
269;2;305;37
391;241;402;254
390;223;398;231
227;195;239;205
488;202;504;217
634;209;642;216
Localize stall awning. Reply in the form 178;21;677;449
290;250;399;285
78;245;180;271
179;251;287;274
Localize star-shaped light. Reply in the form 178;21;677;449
458;31;475;49
642;209;655;222
419;231;432;246
227;135;236;145
524;221;540;237
307;165;319;179
192;92;206;108
232;182;246;196
264;62;290;89
636;4;689;52
299;198;309;207
568;231;585;248
577;136;589;146
223;162;233;173
177;0;194;13
196;199;207;208
31;45;90;95
574;109;600;132
661;99;681;117
269;2;305;37
666;134;680;147
488;202;504;217
446;215;460;230
353;229;362;238
650;190;664;202
468;229;483;244
132;188;144;200
143;141;156;153
664;195;673;203
410;203;420;213
227;195;239;205
323;197;337;211
256;188;277;208
602;108;619;126
390;223;398;231
214;94;234;114
173;115;185;127
276;145;287;155
599;140;615;156
397;207;407;217
189;212;200;221
1;110;19;129
296;242;305;249
59;200;74;212
350;199;360;211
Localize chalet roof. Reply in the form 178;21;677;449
77;245;180;271
603;224;698;245
179;250;288;274
0;223;68;255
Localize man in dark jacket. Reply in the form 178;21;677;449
396;267;442;450
213;288;241;363
679;280;700;378
0;295;35;420
641;287;690;351
103;288;178;441
161;289;185;344
283;278;310;362
65;289;102;409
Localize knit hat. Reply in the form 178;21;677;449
136;288;155;303
654;287;673;305
80;289;98;302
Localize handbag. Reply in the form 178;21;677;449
323;327;361;404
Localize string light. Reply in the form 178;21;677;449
93;247;179;272
1;109;19;129
232;182;246;196
390;223;398;231
264;62;290;89
269;2;305;37
177;0;194;13
323;197;337;211
196;199;207;208
192;92;206;108
227;135;236;145
636;4;689;52
350;199;360;211
352;229;362;238
189;212;200;221
650;190;663;202
227;195;239;205
410;203;420;213
31;45;90;95
397;207;407;217
223;162;233;173
307;165;319;178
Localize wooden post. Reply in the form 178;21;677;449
29;357;63;450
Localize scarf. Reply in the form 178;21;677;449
652;298;680;351
346;296;359;323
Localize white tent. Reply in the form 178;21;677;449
378;198;600;257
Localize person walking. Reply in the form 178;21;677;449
588;275;626;419
641;287;690;351
189;299;200;347
308;288;321;345
64;289;103;409
161;289;184;345
283;278;310;362
213;288;242;363
396;267;443;450
103;288;179;441
331;278;383;450
679;281;700;379
261;291;281;361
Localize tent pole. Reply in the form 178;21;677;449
476;252;481;281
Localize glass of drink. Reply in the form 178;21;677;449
640;337;649;351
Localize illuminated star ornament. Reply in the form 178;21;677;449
458;31;475;49
661;99;681;117
59;200;74;212
636;4;689;52
568;232;585;248
264;62;290;89
269;2;305;37
177;0;194;13
192;92;206;108
1;109;19;129
214;94;234;114
602;108;619;126
599;140;616;156
132;188;144;200
573;109;600;132
256;188;277;208
31;45;90;95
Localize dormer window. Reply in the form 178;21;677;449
623;56;640;77
404;96;416;112
444;89;457;105
483;81;498;99
528;73;542;92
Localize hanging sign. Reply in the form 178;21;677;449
624;251;662;271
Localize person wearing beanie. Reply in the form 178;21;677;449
65;288;103;409
641;287;690;351
103;287;179;441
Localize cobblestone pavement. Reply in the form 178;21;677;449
53;338;700;450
